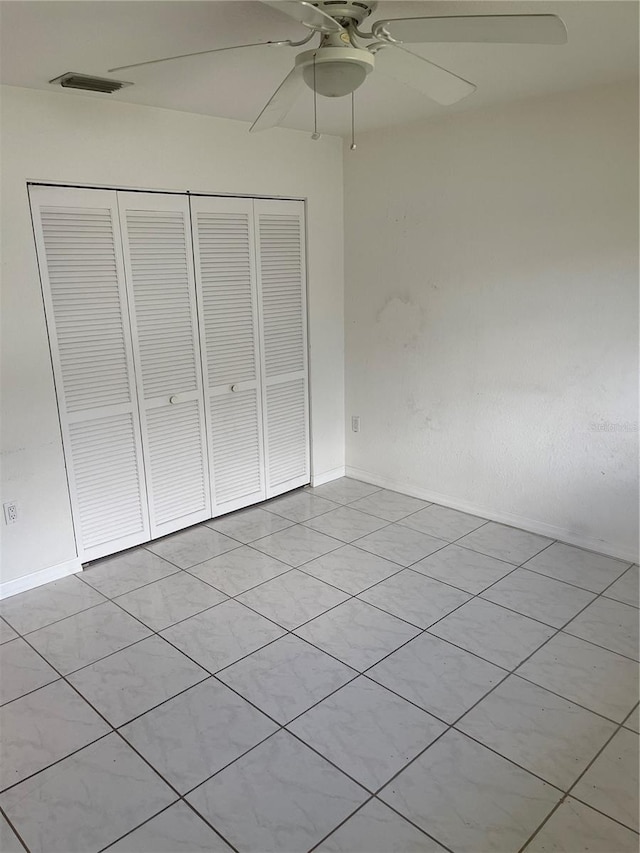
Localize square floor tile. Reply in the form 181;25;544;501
604;564;639;608
0;813;25;853
0;734;175;853
187;730;367;853
146;526;239;569
26;601;151;675
0;575;105;634
302;545;402;595
525;797;640;853
188;546;290;596
306;478;381;505
108;801;233;852
264;491;339;522
161;599;284;672
457;522;553;565
429;598;555;669
624;705;639;733
571;728;639;831
355;525;447;567
516;632;639;723
358;570;471;629
1;680;109;791
399;505;486;541
413;544;517;594
237;569;348;630
82;548;180;598
379;729;561;853
204;506;293;543
304;506;389;542
289;677;446;791
68;635;208;727
564;597;639;660
0;638;58;705
218;634;355;723
349;490;430;522
522;543;631;593
368;633;505;723
251;525;343;567
481;569;595;628
120;678;277;793
457;676;616;790
0;618;18;645
114;572;226;631
317;799;447;853
295;599;419;671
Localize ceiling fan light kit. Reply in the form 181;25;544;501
297;36;374;97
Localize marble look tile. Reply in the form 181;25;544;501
161;599;284;672
251;525;343;567
481;569;595;628
304;506;389;542
0;814;26;853
264;491;340;522
571;728;639;831
524;797;640;853
108;801;233;852
289;677;446;791
523;543;631;593
305;477;381;505
380;729;561;853
355;525;447;567
430;598;555;669
26;601;151;675
295;599;419;671
358;570;471;629
187;730;367;853
68;635;208;727
368;633;505;723
564;597;639;660
146;525;239;569
204;506;293;543
349;490;430;522
237;569;348;629
0;638;58;705
604;564;639;608
81;548;180;598
302;545;402;595
624;705;640;733
458;522;553;565
188;546;290;596
0;618;18;644
0;734;175;853
413;544;516;593
517;632;640;722
0;680;109;791
218;634;355;724
399;505;486;541
458;676;616;790
0;575;106;635
317;799;448;853
114;572;226;631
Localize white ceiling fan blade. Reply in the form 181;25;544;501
250;66;305;132
374;44;476;106
109;41;290;73
372;15;567;45
262;1;343;33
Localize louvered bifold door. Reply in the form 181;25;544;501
255;199;310;498
29;186;150;561
191;196;266;514
118;192;210;537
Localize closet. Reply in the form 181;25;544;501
30;185;309;563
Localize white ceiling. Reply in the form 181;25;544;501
1;1;637;136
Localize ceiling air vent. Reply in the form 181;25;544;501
49;73;133;94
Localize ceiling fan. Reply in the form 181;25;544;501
109;1;568;133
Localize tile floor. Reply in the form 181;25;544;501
0;478;638;853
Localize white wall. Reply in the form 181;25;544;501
0;85;344;588
344;81;639;562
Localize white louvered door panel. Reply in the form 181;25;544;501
29;186;150;561
255;199;310;498
119;192;210;537
191;196;266;514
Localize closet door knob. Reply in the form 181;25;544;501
169;395;179;404
230;384;238;392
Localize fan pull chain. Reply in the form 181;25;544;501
311;52;321;140
350;91;356;150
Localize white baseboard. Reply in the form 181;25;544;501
310;466;346;488
345;466;639;564
0;558;83;600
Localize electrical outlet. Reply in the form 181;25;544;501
351;416;361;433
3;502;18;525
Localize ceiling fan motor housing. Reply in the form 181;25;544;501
296;34;375;97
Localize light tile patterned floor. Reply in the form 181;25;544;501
0;478;638;853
